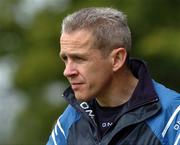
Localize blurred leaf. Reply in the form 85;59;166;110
14;47;65;94
138;28;180;58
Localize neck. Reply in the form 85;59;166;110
96;67;138;107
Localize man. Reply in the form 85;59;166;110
47;7;180;145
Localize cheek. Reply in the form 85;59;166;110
88;66;112;88
75;67;112;100
80;60;112;86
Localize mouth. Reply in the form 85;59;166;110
71;83;84;91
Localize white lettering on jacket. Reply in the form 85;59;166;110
162;105;180;137
102;122;113;128
174;120;180;130
80;102;95;119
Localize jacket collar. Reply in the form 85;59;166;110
127;58;159;110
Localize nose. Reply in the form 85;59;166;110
63;62;78;78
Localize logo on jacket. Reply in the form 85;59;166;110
80;102;95;119
102;122;113;128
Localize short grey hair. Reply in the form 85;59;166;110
61;7;131;56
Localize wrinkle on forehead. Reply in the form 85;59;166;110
60;30;94;50
59;30;98;60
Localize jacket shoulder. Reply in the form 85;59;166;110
147;81;180;145
46;105;81;145
154;81;179;106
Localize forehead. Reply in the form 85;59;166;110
60;30;93;46
60;30;94;54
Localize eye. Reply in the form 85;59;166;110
73;56;86;63
61;55;68;63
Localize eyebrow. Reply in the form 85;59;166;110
59;52;88;59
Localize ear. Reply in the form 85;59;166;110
111;48;127;72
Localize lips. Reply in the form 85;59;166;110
71;83;83;91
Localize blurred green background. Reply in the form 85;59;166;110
0;0;179;144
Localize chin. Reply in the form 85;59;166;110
75;94;94;102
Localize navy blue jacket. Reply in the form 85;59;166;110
47;59;180;145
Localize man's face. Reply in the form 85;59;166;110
60;30;113;101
